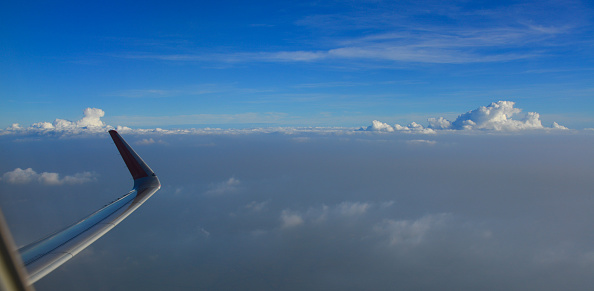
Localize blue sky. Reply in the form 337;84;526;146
4;2;594;289
2;0;594;129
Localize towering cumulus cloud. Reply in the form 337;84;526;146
32;108;107;130
1;107;113;136
76;108;106;128
363;101;568;132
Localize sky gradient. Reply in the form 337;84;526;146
2;1;594;290
2;0;594;129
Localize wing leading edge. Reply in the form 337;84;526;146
18;130;161;285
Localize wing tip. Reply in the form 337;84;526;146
109;130;152;180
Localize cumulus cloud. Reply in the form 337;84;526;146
1;168;98;185
362;101;568;132
280;210;305;228
2;168;38;184
360;121;435;134
77;108;106;128
427;117;452;129
364;120;395;132
135;138;167;145
444;101;546;130
136;138;156;145
551;122;568;130
2;107;113;136
204;177;241;195
279;201;385;229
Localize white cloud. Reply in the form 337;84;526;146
77;108;106;128
363;101;568;132
373;213;450;246
363;120;394;132
245;201;268;212
280;210;304;228
336;201;371;216
446;101;544;130
204;177;241;196
137;138;156;145
1;168;98;185
60;172;98;185
362;120;435;134
135;138;167;145
38;172;62;185
2;168;38;184
1;102;570;137
280;201;385;228
551;122;568;130
31;122;55;129
199;228;211;238
3;107;113;136
407;139;437;145
427;117;452;130
7;123;22;130
265;51;326;62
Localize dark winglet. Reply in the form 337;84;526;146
109;130;154;180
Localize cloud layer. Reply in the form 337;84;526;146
3;132;594;291
1;101;571;138
363;101;568;133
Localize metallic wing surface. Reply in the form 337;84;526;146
17;130;161;285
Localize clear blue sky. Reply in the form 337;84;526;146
2;0;594;128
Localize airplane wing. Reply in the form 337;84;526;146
0;208;32;291
16;130;161;285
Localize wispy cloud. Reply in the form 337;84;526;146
280;201;387;229
407;139;437;145
108;89;178;98
204;177;241;196
113;1;588;65
374;213;451;246
117;44;535;65
245;201;269;212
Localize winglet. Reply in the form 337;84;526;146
109;130;155;180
